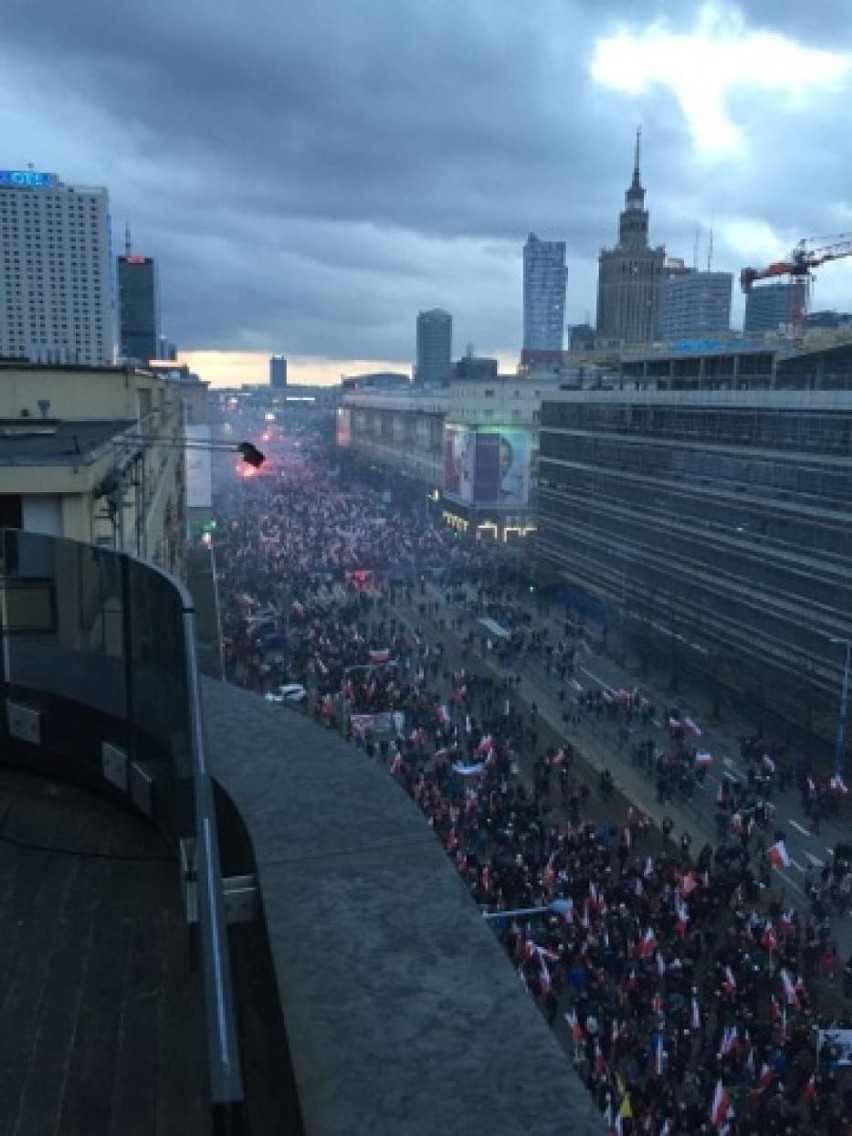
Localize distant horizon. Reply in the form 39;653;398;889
179;350;519;389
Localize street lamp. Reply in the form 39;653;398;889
482;899;572;922
830;636;852;780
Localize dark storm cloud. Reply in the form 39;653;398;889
1;0;850;357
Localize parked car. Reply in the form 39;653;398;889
264;683;307;705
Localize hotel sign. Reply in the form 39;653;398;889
0;170;57;188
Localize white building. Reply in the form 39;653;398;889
523;233;567;355
0;169;114;366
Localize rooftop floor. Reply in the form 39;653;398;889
0;765;209;1136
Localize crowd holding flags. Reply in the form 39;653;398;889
216;442;852;1136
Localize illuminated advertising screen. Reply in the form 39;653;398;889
475;428;530;506
443;426;530;505
443;425;476;503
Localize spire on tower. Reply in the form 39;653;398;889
633;125;642;186
125;221;132;257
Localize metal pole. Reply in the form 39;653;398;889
482;904;564;922
832;637;851;780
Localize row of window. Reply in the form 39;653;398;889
540;433;852;505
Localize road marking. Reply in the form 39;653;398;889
723;757;738;769
803;851;824;868
789;859;805;871
789;820;811;837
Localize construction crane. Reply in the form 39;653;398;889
740;233;852;332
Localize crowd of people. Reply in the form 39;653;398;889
212;429;852;1135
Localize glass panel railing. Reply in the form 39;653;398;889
0;529;243;1122
1;529;127;717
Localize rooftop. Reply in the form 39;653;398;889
0;763;208;1136
0;419;133;465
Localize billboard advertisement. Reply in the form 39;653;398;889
443;426;530;506
443;425;476;502
185;424;212;509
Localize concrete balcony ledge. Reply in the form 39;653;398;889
200;677;605;1136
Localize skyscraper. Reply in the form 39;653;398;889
596;130;665;345
415;308;452;386
269;355;287;389
658;268;732;341
118;246;159;363
0;168;114;365
523;233;567;358
744;280;806;334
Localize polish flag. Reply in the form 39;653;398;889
780;969;799;1006
722;966;737;995
757;1064;774;1093
711;1080;732;1129
830;774;849;795
565;1008;584;1043
719;1026;737;1057
802;1073;818;1102
675;901;690;939
695;749;713;767
436;704;451;725
767;840;791;869
762;923;778;954
368;648;391;664
475;734;493;755
637;928;657;957
681;870;698;896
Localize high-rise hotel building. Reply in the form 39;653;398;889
0;169;114;366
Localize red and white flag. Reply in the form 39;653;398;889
637;927;657;957
722;966;737;995
780;969;799;1006
711;1080;732;1129
767;839;791;869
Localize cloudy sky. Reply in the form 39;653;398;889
2;0;851;386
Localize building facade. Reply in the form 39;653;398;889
0;361;192;576
658;269;732;341
596;133;665;346
118;253;159;363
269;355;288;389
536;387;852;747
0;169;114;366
522;233;567;357
744;280;806;334
415;308;452;386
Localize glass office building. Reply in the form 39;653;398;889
537;387;852;745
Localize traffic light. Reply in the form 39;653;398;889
237;441;265;468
